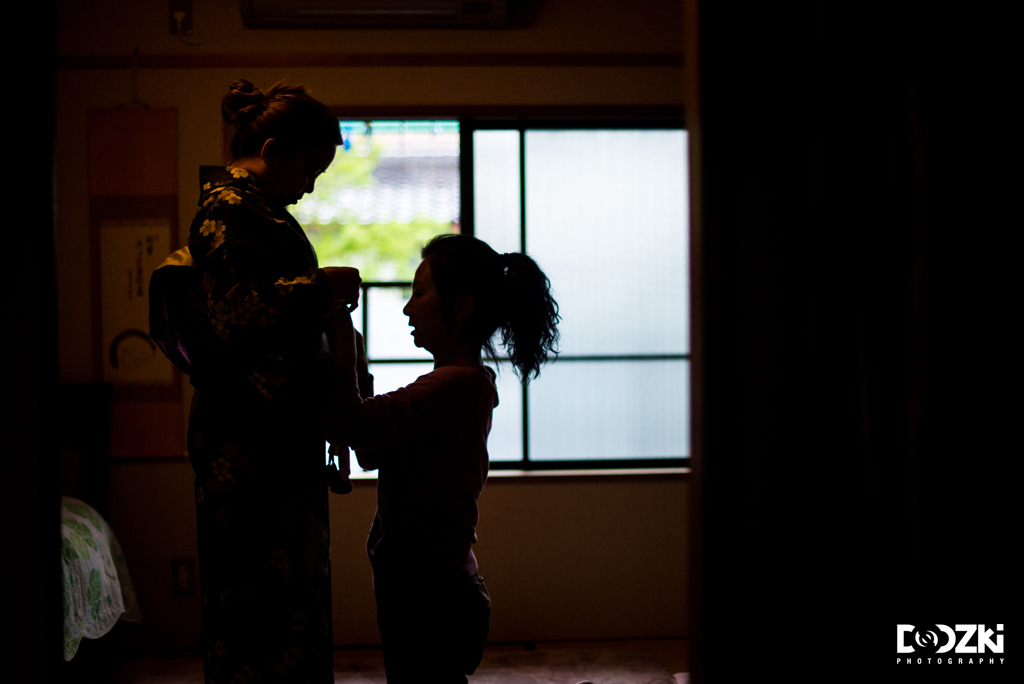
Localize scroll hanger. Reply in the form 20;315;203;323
116;49;150;110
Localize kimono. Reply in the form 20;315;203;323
153;166;335;683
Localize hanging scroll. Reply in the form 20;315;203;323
89;107;182;456
98;218;174;386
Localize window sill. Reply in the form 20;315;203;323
348;466;689;485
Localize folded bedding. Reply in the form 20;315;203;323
61;496;142;661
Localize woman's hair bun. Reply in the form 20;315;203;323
222;79;266;123
223;78;341;158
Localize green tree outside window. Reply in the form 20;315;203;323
295;122;460;281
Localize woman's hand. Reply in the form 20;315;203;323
323;267;361;311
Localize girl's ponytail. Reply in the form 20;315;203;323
421;234;559;383
499;252;560;381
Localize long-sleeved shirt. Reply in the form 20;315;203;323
327;364;499;579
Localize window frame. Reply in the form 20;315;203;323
332;107;689;472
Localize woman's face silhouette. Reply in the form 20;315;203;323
261;142;336;208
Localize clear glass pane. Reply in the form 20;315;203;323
528;359;689;460
298;120;460;281
486;362;523;462
365;286;429;360
473;130;521;254
525;130;688;355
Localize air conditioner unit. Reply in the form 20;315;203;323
240;0;509;29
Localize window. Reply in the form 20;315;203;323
300;116;688;473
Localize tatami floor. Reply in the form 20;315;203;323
93;638;688;684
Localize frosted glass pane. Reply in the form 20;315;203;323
486;363;523;462
473;130;521;254
525;130;688;355
365;286;430;360
368;362;434;395
529;360;689;460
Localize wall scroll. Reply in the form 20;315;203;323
99;218;174;387
89;107;182;456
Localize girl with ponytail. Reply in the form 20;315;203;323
325;233;560;683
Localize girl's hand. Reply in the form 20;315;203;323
355;330;372;397
327;296;358;374
323;267;361;311
327;296;355;326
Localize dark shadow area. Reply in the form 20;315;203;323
58;383;113;516
61;621;147;682
691;1;1015;682
11;2;61;682
505;0;544;30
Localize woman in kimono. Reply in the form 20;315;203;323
161;79;357;683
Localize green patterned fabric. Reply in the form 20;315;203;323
60;497;142;661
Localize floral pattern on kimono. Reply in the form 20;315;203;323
188;165;331;404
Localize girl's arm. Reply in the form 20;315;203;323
324;303;379;470
328;300;359;384
324;303;486;454
324;301;377;469
352;330;379;471
326;303;359;418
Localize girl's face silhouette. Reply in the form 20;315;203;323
403;258;448;355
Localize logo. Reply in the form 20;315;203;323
896;624;1006;667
